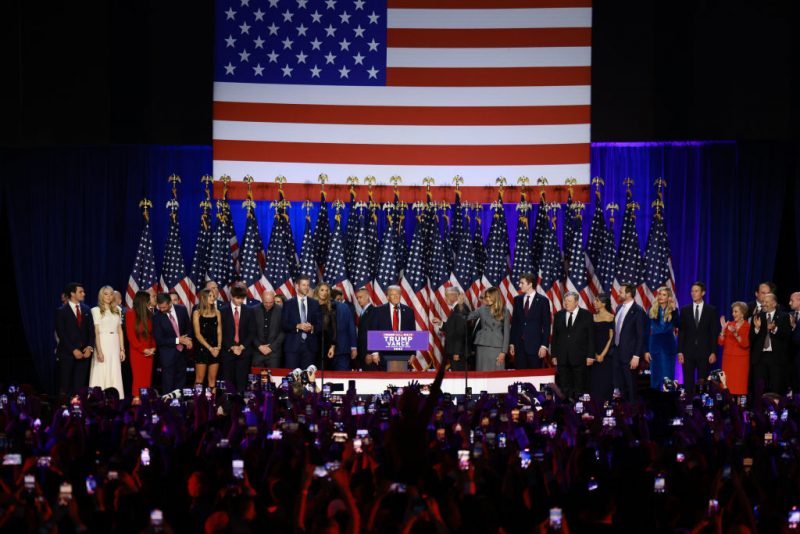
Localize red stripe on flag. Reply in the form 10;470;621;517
386;66;591;87
214;140;590;166
387;0;592;8
214;102;591;126
387;28;592;48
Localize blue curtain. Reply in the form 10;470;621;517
1;142;796;390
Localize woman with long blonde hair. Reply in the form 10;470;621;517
466;287;510;371
89;285;125;398
644;287;680;389
193;288;222;391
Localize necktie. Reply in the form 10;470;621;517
300;299;307;340
614;305;625;345
234;307;240;344
168;313;183;352
694;305;700;326
567;311;574;329
763;313;772;350
393;305;400;331
524;296;530;314
75;304;82;327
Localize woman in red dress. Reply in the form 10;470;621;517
719;301;750;395
126;290;156;397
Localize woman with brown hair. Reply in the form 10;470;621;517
126;290;155;395
466;286;510;371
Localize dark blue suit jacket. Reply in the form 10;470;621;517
55;302;95;356
281;296;323;353
153;304;191;367
509;293;551;354
220;303;257;354
332;301;358;355
615;302;647;363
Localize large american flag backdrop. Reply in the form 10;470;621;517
213;0;592;197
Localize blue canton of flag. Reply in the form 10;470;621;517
373;207;399;304
208;212;238;300
280;210;299;279
125;220;157;308
613;189;644;306
530;194;549;278
482;203;512;311
511;205;534;289
313;191;331;276
642;209;677;310
298;213;319;287
189;210;213;292
215;0;387;86
472;211;486;285
599;221;617;297
536;212;564;317
562;190;579;265
160;213;197;308
264;212;293;298
324;213;351;301
366;204;380;284
586;187;606;272
453;203;480;309
240;213;271;298
349;206;373;301
565;209;600;312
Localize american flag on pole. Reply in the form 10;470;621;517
264;209;295;298
395;203;408;274
240;207;272;299
159;207;197;309
298;210;319;287
562;185;578;265
400;206;433;371
189;203;214;291
208;206;238;300
511;202;534;294
313;190;331;277
125;210;157;308
564;204;600;312
585;179;605;278
536;207;564;318
599;214;617;303
427;209;451;369
642;179;677;310
373;206;399;304
530;189;549;279
212;0;592;191
482;199;514;313
349;204;375;303
325;209;355;305
453;201;480;310
612;184;644;307
472;208;486;289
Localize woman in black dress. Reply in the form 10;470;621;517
192;288;222;391
313;283;337;369
590;293;615;402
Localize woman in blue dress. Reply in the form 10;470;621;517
644;287;680;389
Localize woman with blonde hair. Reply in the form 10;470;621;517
644;287;680;389
193;288;222;391
465;287;510;371
89;285;125;398
314;283;337;368
719;301;750;395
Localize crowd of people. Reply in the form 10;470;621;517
4;352;800;532
54;274;800;406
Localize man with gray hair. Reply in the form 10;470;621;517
751;292;792;394
253;290;284;368
550;291;594;401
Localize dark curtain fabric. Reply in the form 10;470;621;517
0;142;797;391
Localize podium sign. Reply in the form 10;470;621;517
368;331;428;351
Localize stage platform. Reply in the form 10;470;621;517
254;369;556;395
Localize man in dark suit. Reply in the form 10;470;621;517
55;282;95;397
509;273;551;369
677;281;719;395
281;275;322;369
613;284;646;401
367;285;416;370
220;285;257;393
789;291;800;390
355;288;376;370
252;290;284;369
438;287;470;371
750;292;792;394
152;292;193;394
551;292;595;401
328;300;358;370
747;281;780;319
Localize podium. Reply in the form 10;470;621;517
367;330;429;372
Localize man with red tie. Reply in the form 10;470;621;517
220;285;256;393
367;286;416;371
153;293;193;394
509;273;551;369
55;282;95;397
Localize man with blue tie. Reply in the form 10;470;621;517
281;275;322;369
613;284;646;401
509;273;551;369
152;293;193;394
55;282;95;397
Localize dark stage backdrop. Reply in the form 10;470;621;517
1;142;797;391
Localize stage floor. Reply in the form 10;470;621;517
255;369;556;395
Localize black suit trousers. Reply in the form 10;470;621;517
557;363;585;400
682;353;709;396
222;351;252;394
